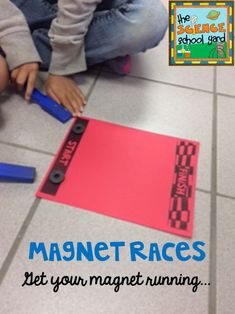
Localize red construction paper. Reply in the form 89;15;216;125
36;117;199;237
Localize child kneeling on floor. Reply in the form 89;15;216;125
0;0;168;115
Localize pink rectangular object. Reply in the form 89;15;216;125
36;117;200;237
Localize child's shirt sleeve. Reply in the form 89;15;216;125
48;0;102;75
0;1;42;70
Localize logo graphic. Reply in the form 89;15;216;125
169;1;234;65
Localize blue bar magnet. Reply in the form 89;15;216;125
31;89;72;123
0;163;36;183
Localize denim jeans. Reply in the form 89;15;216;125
10;0;168;71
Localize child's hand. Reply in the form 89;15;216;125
11;63;39;100
44;74;86;116
0;55;9;93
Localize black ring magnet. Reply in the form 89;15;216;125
49;170;64;184
72;123;85;135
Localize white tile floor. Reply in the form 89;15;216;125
0;6;235;314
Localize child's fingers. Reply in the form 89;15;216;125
71;90;84;112
10;69;18;83
74;85;86;106
65;94;80;116
63;99;76;116
75;86;86;105
14;69;28;90
47;89;62;105
47;89;75;116
25;71;37;100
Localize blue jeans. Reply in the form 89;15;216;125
10;0;168;71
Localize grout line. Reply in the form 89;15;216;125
0;198;41;285
216;193;235;202
127;74;235;100
128;74;214;95
85;70;102;101
101;68;214;95
101;69;235;100
196;188;211;194
0;140;54;157
208;66;218;314
217;92;235;99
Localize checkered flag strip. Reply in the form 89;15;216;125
169;141;197;231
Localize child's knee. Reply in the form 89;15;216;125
135;0;168;48
118;0;168;53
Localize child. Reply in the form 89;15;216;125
0;49;9;93
0;0;168;115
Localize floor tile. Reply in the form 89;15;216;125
86;73;213;191
0;72;97;154
217;197;235;314
128;32;214;92
0;144;51;268
217;67;235;97
217;96;235;197
0;191;210;314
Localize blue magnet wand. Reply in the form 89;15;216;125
31;89;72;123
0;163;36;183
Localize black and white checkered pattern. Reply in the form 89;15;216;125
169;141;197;231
